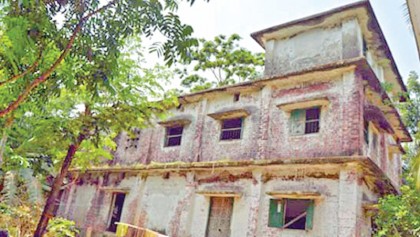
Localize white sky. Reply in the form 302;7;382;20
175;0;420;80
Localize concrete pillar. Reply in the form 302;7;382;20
246;170;263;237
172;172;197;237
338;167;362;237
257;87;272;160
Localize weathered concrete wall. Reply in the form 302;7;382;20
266;72;363;159
264;18;363;78
113;71;363;164
60;165;377;237
108;67;401;189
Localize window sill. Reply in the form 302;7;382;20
289;133;320;139
219;139;242;144
163;145;181;150
269;228;312;233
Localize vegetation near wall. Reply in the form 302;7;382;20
375;72;420;236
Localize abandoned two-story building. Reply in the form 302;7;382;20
55;1;412;236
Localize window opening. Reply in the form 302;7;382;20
107;193;126;232
165;126;183;147
220;118;242;140
268;198;314;230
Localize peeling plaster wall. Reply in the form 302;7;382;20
362;122;402;188
264;18;363;78
61;166;377;237
107;67;402;188
267;72;362;159
112;71;363;164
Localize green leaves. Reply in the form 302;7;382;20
46;218;79;237
177;34;265;92
375;180;420;237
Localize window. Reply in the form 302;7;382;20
268;198;314;230
220;118;243;140
289;107;320;135
364;120;369;145
206;197;234;237
107;193;126;232
165;126;183;147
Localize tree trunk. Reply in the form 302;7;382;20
33;133;85;237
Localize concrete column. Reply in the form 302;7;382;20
256;87;271;160
171;172;197;237
338;166;362;237
192;99;208;162
132;175;147;228
246;170;263;237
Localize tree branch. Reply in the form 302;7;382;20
0;49;43;88
0;0;118;118
210;68;220;84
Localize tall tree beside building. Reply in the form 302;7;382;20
398;72;420;186
0;0;209;235
177;34;265;92
375;71;420;236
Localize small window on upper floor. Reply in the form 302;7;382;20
289;107;321;136
220;118;243;140
268;198;314;230
165;126;183;147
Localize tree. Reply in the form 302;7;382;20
374;178;420;237
0;0;202;122
0;0;208;235
177;34;265;92
374;71;420;236
397;72;420;188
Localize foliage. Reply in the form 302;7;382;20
0;202;41;237
397;71;420;188
399;72;420;136
0;169;44;206
0;202;78;237
374;180;420;237
0;0;204;123
375;71;420;236
0;0;206;234
45;218;79;237
177;34;264;92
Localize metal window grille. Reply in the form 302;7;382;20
304;107;320;134
220;118;242;140
165;126;183;147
